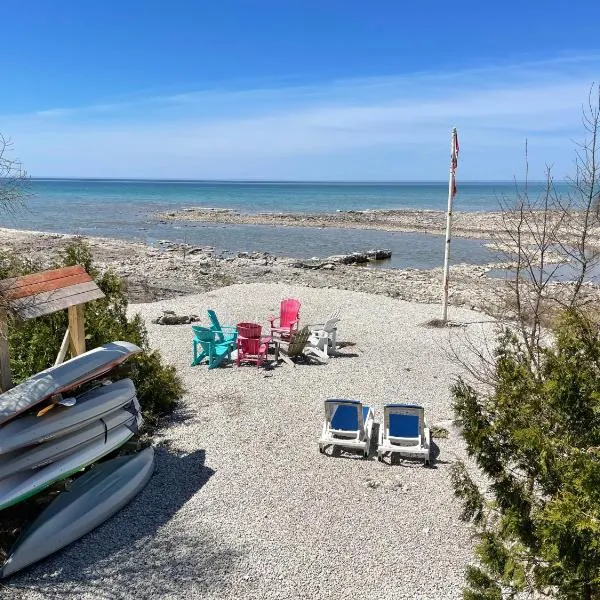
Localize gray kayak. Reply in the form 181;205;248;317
0;341;142;425
0;378;137;455
0;400;139;480
0;415;141;511
0;446;155;578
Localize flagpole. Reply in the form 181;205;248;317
441;128;458;323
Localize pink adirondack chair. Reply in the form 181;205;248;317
236;322;271;368
268;299;301;340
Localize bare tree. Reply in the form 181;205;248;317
0;134;28;215
487;85;600;373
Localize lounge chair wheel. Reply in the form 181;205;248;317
363;451;368;458
319;447;324;454
377;455;382;463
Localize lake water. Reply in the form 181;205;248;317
2;179;560;268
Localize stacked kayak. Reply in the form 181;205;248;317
0;341;156;577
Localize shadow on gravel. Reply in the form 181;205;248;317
6;446;239;600
330;351;359;359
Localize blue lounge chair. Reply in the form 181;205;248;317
207;310;238;346
191;325;232;369
318;399;374;458
377;403;431;465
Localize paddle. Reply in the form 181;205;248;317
36;394;77;417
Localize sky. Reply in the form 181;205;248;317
2;0;600;180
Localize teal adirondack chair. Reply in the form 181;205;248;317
207;310;238;347
191;325;232;369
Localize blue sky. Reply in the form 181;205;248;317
2;1;600;180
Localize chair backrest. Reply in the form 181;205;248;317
192;325;216;350
328;307;341;321
238;336;263;355
325;399;364;433
237;322;262;338
286;326;310;357
321;317;340;333
280;299;301;328
384;404;424;439
207;309;224;341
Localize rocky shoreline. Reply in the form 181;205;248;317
1;227;599;316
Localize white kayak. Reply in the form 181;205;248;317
0;447;155;578
0;401;139;481
0;378;137;455
0;341;142;425
0;414;141;512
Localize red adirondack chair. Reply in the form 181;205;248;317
236;322;271;368
268;299;301;340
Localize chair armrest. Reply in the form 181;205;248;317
267;316;279;326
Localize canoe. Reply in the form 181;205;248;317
0;341;142;425
0;378;137;455
0;416;141;511
0;447;155;578
0;401;139;480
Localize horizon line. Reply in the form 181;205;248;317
28;177;566;184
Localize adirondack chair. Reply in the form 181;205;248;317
277;326;327;366
268;299;300;341
207;309;237;346
308;309;341;355
191;325;233;369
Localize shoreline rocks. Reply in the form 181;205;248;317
1;227;599;316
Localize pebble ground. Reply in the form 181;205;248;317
4;283;497;600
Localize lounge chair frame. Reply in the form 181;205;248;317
377;403;431;465
318;399;374;458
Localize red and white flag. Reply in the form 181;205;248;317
451;129;459;198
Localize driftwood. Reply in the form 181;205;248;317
152;311;200;325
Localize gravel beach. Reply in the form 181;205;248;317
2;283;497;600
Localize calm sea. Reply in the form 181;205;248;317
0;179;567;269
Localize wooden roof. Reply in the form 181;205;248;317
0;265;105;319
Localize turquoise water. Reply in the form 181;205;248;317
1;179;566;269
19;178;560;215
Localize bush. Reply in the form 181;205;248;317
453;309;600;599
1;239;183;422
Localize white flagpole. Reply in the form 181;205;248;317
441;128;458;323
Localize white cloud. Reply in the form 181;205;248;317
3;54;600;179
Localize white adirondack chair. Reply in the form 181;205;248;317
308;309;340;355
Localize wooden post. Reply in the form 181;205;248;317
68;305;86;357
0;309;11;392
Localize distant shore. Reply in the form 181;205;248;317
154;207;506;239
154;207;600;249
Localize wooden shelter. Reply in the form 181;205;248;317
0;265;105;392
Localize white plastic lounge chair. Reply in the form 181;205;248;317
377;403;431;465
318;399;374;458
308;309;340;355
